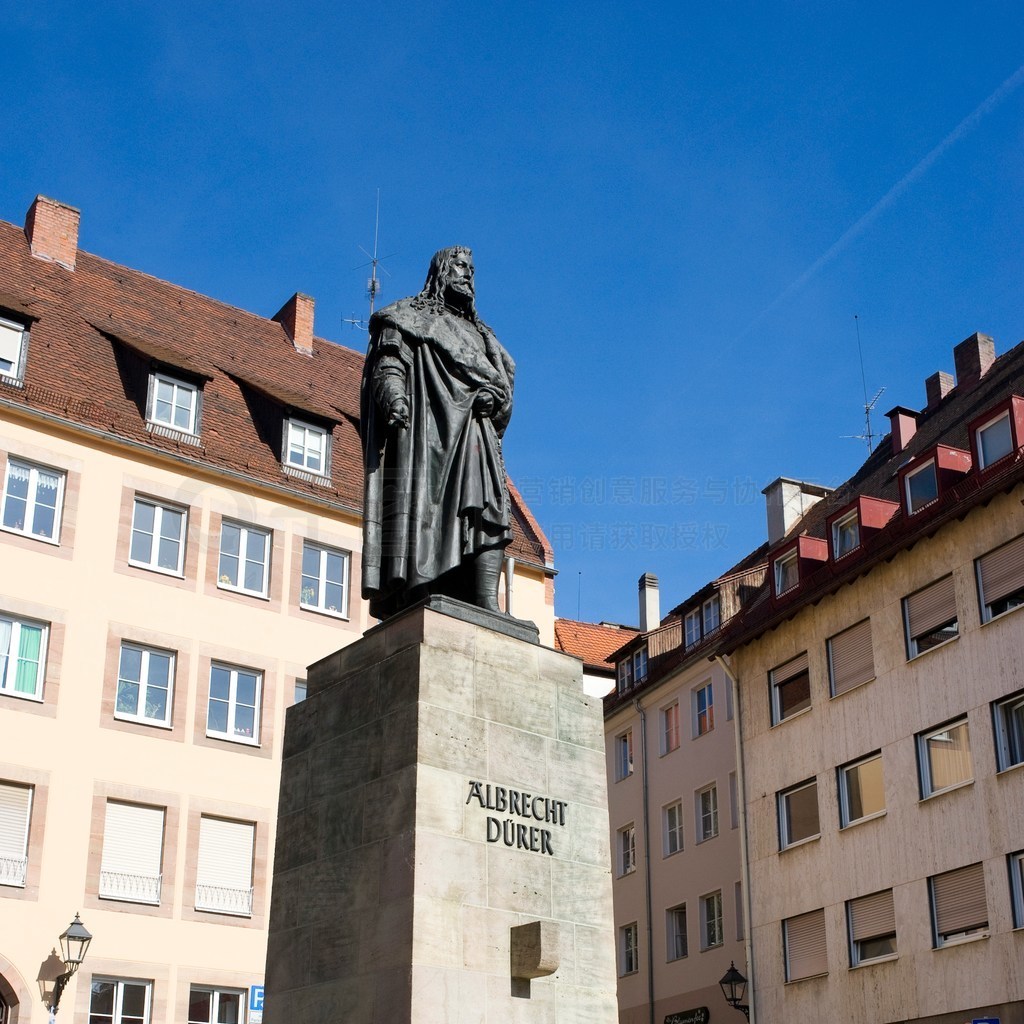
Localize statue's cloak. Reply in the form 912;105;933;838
360;298;515;619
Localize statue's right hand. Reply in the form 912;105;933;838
387;399;410;429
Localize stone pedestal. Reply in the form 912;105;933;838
264;598;618;1023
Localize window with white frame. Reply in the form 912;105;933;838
827;618;874;697
0;781;32;887
838;752;885;827
89;978;152;1024
615;729;634;781
994;689;1024;772
976;409;1014;468
770;651;810;724
0;315;27;382
663;800;683;856
285;418;329;475
617;656;633;693
1;458;64;542
918;718;972;798
618;823;636;875
784;908;827;981
1009;851;1024;929
700;890;724;949
195;815;255;917
218;521;271;597
694;681;714;736
903;575;958;658
633;645;648;683
697;784;718;842
661;701;680;753
0;613;47;701
115;643;174;727
702;595;720;635
684;610;701;647
667;904;687;960
832;509;860;558
293;678;307;704
300;541;350;616
129;497;186;575
976;533;1024;623
847;889;897;965
188;986;245;1024
905;459;938;513
774;549;799;595
207;663;262;745
619;922;639;975
778;779;819;849
99;801;164;905
929;862;988;946
148;372;199;435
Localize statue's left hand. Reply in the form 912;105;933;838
473;390;497;417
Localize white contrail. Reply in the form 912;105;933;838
739;62;1024;336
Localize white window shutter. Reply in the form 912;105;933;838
197;816;254;890
100;801;164;877
0;782;31;857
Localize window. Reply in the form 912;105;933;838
300;541;350;616
695;681;714;736
729;772;739;830
195;815;255;916
778;779;819;849
188;987;245;1024
207;663;262;745
904;575;959;658
770;652;810;724
684;610;701;647
904;459;938;513
930;862;988;946
976;410;1014;468
700;891;724;949
735;881;745;941
0;781;32;887
661;701;680;753
774;550;799;595
218;521;270;597
702;595;720;635
976;533;1024;623
784;908;827;980
618;823;636;876
148;372;199;435
0;614;47;700
0;315;27;381
1;458;64;542
99;801;164;904
838;753;885;827
918;719;972;797
1009;851;1024;928
129;498;186;575
994;690;1024;771
663;800;683;856
619;922;639;975
617;657;633;693
667;904;687;960
697;784;718;842
847;889;897;965
615;729;634;781
294;678;307;704
827;619;874;697
116;644;174;727
285;418;329;475
89;978;152;1024
832;510;860;558
633;646;648;683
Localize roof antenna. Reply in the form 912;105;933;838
577;571;582;621
841;314;885;453
343;189;394;332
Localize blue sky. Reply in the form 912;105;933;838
5;2;1024;624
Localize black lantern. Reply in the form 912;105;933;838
718;961;750;1020
58;914;92;969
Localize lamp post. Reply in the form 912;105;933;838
48;914;92;1018
718;961;750;1021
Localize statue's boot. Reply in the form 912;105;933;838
474;548;504;613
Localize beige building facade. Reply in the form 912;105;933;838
0;195;554;1024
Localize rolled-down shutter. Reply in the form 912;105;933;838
99;801;164;902
0;782;31;858
197;816;254;890
774;651;808;683
785;908;827;980
905;575;957;637
978;534;1024;607
932;862;987;938
829;619;874;695
849;889;895;941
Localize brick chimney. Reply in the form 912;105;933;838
953;332;995;388
925;371;954;410
638;573;660;632
273;293;315;355
885;406;919;455
762;478;832;545
24;195;80;270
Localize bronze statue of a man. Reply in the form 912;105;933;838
360;247;515;620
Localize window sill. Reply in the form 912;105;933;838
829;677;876;700
660;745;680;758
618;868;637;879
147;421;201;446
663;848;683;860
618;969;639;978
935;931;989;950
114;713;172;730
0;375;25;389
780;834;821;854
907;633;959;662
696;833;719;845
299;602;350;621
206;732;261;748
772;705;813;728
785;971;828;985
217;583;270;602
283;464;331;485
128;559;185;579
920;779;974;802
840;809;887;831
0;879;26;890
699;942;724;953
850;952;898;970
996;760;1024;778
981;601;1024;627
0;689;43;704
0;524;60;546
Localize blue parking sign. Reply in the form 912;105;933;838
249;985;264;1023
972;1018;999;1024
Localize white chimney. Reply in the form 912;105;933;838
762;478;833;545
638;573;660;631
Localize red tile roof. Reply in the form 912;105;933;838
554;619;640;674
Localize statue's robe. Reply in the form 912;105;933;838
360;298;515;620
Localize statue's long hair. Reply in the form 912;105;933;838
412;246;480;323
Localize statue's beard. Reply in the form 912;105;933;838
444;279;475;313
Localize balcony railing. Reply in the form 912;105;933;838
99;870;162;904
195;883;254;917
0;854;27;887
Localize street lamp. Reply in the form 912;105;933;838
48;914;92;1016
718;961;750;1020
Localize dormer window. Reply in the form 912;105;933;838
904;460;938;513
148;372;199;436
633;645;648;683
898;445;972;516
832;510;860;558
826;496;898;561
702;595;720;635
617;656;633;694
0;315;28;383
771;536;828;598
775;550;799;595
970;396;1024;470
285;418;329;477
684;610;700;647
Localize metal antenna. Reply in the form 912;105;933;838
342;189;395;332
841;314;886;453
